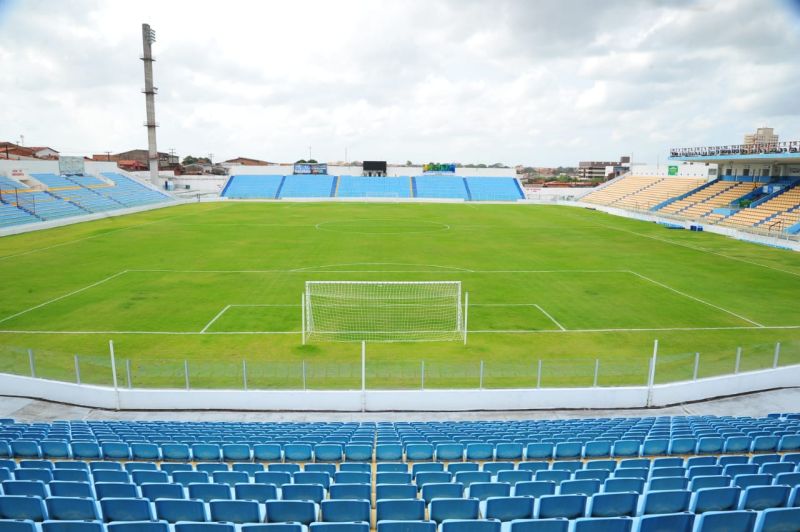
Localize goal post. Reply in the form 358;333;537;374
303;281;465;343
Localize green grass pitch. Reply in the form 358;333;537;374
0;201;799;390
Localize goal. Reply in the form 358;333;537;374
302;281;466;343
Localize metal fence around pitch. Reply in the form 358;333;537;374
1;339;798;391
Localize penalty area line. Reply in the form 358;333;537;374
627;270;764;328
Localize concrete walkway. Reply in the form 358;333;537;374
1;387;797;422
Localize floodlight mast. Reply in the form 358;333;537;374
141;23;160;187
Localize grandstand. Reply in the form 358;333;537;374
0;168;174;229
1;415;800;530
219;175;524;202
719;185;800;232
581;176;707;211
659;181;757;218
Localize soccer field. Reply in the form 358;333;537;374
1;201;799;390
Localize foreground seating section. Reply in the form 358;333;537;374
1;415;800;528
221;175;285;199
336;176;411;198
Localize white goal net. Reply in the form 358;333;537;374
303;281;465;343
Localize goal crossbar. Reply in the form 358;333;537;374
303;281;465;343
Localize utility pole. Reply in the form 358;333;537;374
141;23;160;186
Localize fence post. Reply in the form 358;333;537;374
184;360;190;390
773;342;781;369
243;360;248;390
536;360;542;389
735;346;742;374
693;352;700;381
479;360;484;390
109;340;118;390
463;291;469;345
421;361;425;390
301;292;306;345
361;341;366;391
593;359;599;387
302;361;306;390
126;359;132;389
74;355;81;385
28;349;36;378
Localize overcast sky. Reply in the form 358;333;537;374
2;0;800;166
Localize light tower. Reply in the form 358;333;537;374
141;23;160;187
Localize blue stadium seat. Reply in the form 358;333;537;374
738;485;791;511
753;507;800;531
320;499;370;522
310;524;369;532
526;444;554;460
479;496;534;522
572;517;633;532
513;481;556;498
253;444;283;462
106;523;170;532
422;484;465;504
535;494;587;519
188;482;232;502
603;479;645;495
428;498;480;523
130;443;161;460
210;499;265;523
94;482;139;499
0;520;38;532
689;476;732;491
235;482;279;502
315;445;344;462
265;500;320;524
223;444;252;462
559;480;601;496
689;487;741;513
379;484;419;501
495;444;523;460
334;472;370;485
282;483;326;503
497;471;533;486
49;480;93;498
70;442;101;459
438;519;501;532
41;441;71;459
0;494;48;521
214;470;250;486
101;442;131;460
587;493;639;518
161;444;191;461
468;482;511;501
406;446;434;462
140;481;185;501
378;464;408;473
100;497;154;522
93;470;129;483
455;472;491;487
435;444;464;462
294;472;331;489
498;519;569;532
285;444;313;462
376;445;403;462
45;496;101;520
131;470;169;485
634;513;694;532
2;480;49;498
637;490;691;516
377;521;437;532
345;445;373;462
173;524;236;532
466;444;494;461
11;441;42;458
692;510;757;532
377;473;413;485
329;483;370;500
255;471;292;486
376;499;426;521
41;522;106;532
173;471;209;486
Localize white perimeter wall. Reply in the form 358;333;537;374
630;162;716;178
0;364;797;411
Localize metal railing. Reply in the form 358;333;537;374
1;339;796;391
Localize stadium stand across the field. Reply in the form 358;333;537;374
221;175;285;199
720;184;800;232
412;176;469;200
279;175;337;198
612;177;705;211
658;180;757;218
464;178;524;201
0;172;172;228
222;175;523;201
1;415;800;529
336;176;412;198
581;176;662;206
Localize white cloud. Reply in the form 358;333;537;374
0;0;798;165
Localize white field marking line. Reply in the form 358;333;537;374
291;262;474;272
0;270;130;325
627;270;764;328
3;325;800;335
573;212;800;279
468;303;566;331
125;268;626;274
534;304;567;331
200;305;231;333
0;202;229;263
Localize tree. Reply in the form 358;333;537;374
295;159;307;164
182;155;210;165
406;160;413;166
